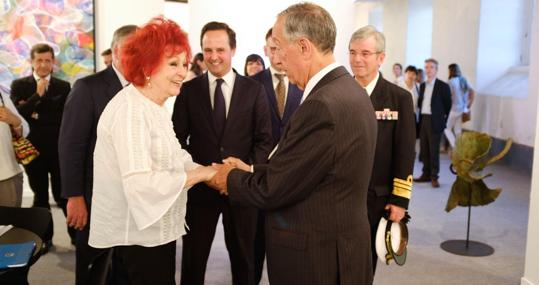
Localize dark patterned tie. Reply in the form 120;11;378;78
213;78;226;138
275;73;286;118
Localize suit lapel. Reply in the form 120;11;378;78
262;69;280;120
224;72;243;136
103;66;123;99
369;74;390;110
306;66;349;102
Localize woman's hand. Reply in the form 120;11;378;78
198;165;217;181
223;157;251;172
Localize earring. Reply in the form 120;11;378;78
146;76;151;87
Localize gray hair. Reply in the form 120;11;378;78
111;25;138;49
278;2;336;54
349;25;385;52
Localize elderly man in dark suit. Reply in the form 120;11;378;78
414;58;451;188
349;25;416;274
58;25;137;285
10;43;73;250
208;3;377;285
172;22;272;285
249;27;303;284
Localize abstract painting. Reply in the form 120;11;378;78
0;0;95;94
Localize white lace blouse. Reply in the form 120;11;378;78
89;84;198;248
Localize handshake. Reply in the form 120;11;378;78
203;157;250;196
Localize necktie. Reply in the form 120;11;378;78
275;73;286;118
213;78;226;138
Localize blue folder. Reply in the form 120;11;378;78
0;241;36;269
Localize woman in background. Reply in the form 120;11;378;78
88;17;215;285
444;63;475;148
244;53;265;76
0;92;29;207
185;52;206;81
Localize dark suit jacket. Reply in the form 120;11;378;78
58;66;123;204
227;66;377;285
369;74;416;209
418;78;451;134
172;71;273;206
251;69;302;147
10;75;70;153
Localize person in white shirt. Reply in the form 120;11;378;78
88;18;216;285
398;65;420;116
444;63;475;148
0;92;29;207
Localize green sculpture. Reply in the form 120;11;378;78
445;132;512;212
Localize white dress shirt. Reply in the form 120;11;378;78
421;79;435;115
363;72;380;97
0;93;29;180
208;69;236;118
112;63;129;87
89;84;198;248
301;62;341;104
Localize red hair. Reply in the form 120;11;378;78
121;17;191;87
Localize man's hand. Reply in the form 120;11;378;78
66;196;88;231
206;163;234;195
222;157;251;172
36;78;48;97
385;204;406;223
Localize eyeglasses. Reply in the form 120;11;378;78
349;50;383;58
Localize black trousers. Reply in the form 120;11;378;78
419;115;442;179
23;150;76;241
181;199;257;285
115;241;176;285
367;190;389;275
254;210;265;284
75;227;112;285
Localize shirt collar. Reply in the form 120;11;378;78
269;66;285;77
208;69;235;86
301;62;341;104
426;77;436;86
364;72;380;97
33;72;51;82
112;62;129;87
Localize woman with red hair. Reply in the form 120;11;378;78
88;17;216;284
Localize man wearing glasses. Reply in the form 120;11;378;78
348;25;416;274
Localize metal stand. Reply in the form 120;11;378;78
440;184;494;256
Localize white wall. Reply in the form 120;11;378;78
470;0;536;147
406;0;432;69
522;1;539;283
187;0;356;76
94;0;164;71
380;0;409;79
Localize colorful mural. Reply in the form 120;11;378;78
0;0;94;94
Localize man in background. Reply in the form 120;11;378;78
348;25;415;273
10;43;73;252
101;48;112;66
414;58;451;188
173;21;272;285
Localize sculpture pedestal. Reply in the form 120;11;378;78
440;240;494;256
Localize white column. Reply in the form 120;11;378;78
522;1;539;283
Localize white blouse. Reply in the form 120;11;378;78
89;84;198;248
0;93;29;181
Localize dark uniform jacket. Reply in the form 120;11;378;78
369;73;416;209
227;66;377;285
